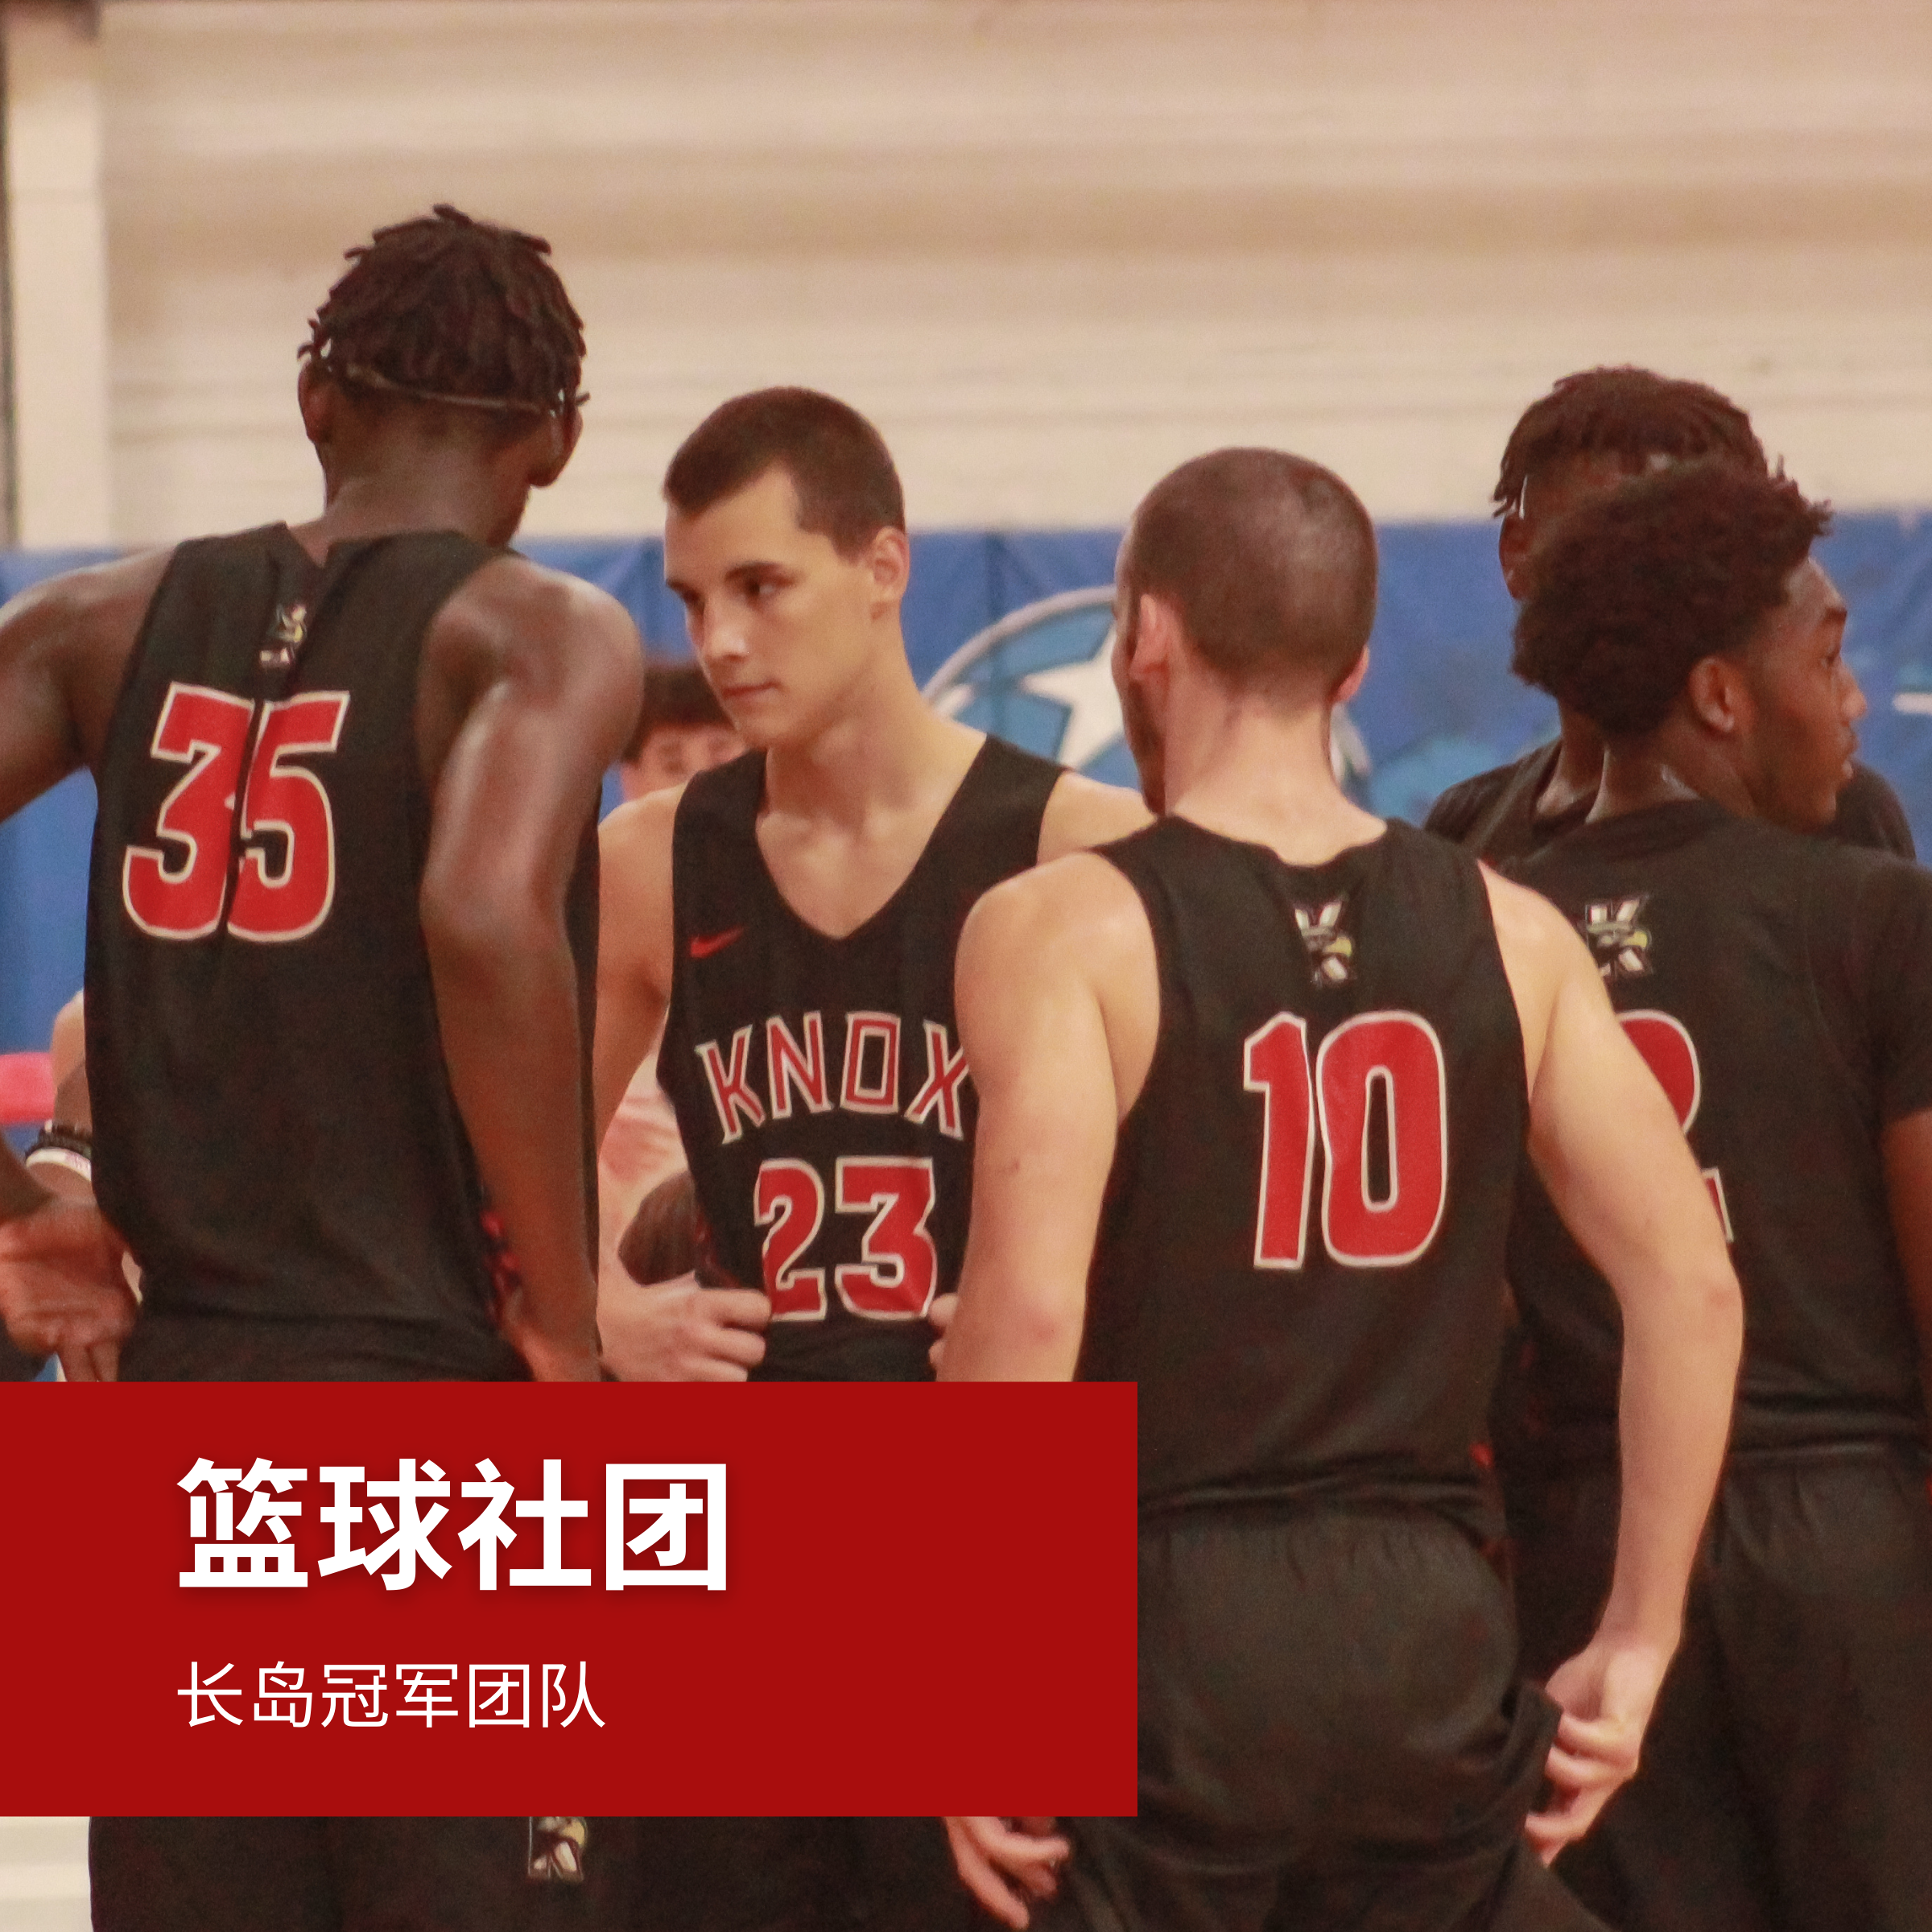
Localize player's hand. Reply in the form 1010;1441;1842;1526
943;1817;1069;1930
0;1195;136;1381
599;1272;770;1381
1525;1631;1674;1861
927;1291;959;1373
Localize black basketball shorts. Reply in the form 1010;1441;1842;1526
1508;1443;1932;1932
626;1815;985;1931
89;1817;637;1932
1037;1503;1606;1932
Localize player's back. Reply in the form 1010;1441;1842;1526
88;524;598;1381
1083;815;1528;1524
1507;800;1931;1461
659;734;1062;1381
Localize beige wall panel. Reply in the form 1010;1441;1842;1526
97;0;1932;543
7;0;112;546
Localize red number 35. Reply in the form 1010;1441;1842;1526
122;681;349;943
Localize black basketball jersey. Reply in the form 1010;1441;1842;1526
1425;742;1582;865
87;524;601;1379
658;737;1062;1381
1506;800;1932;1462
1082;817;1529;1525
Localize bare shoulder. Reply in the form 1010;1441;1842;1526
963;848;1149;976
600;783;681;881
1037;770;1154;861
444;552;641;666
1480;863;1587;971
960;849;1160;1113
0;546;172;644
0;548;177;770
1480;861;1603;1064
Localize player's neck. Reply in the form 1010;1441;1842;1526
293;458;525;559
762;646;976;832
1163;698;1383;866
1539;707;1605;819
1594;733;1746;822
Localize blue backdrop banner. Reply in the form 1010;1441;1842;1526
3;514;1930;1055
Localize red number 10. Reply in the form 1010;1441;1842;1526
1244;1010;1449;1270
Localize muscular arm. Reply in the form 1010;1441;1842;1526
1487;872;1744;1852
592;788;679;1140
1880;1111;1932;1455
589;787;777;1379
0;558;163;1367
419;561;642;1381
939;857;1155;1382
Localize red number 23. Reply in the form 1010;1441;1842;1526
752;1156;939;1321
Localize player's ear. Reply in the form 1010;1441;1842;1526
297;363;336;452
1129;593;1180;677
526;408;582;490
1498;508;1534;601
1685;654;1744;737
1333;646;1370;705
865;525;911;611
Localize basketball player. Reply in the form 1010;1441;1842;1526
1426;366;1912;861
939;449;1744;1932
593;387;1146;1926
0;206;642;1929
1502;460;1932;1930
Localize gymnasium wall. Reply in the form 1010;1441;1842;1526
4;0;1930;547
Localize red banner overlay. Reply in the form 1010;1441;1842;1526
0;1381;1137;1816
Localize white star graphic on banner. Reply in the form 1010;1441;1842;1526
1019;627;1122;770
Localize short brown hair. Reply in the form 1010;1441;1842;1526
1121;449;1377;694
663;388;904;557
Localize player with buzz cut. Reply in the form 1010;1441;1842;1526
939;447;1743;1932
1502;458;1932;1930
593;386;1147;1926
1427;364;1913;861
0;204;642;1930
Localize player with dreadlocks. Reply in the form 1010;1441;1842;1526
0;206;641;1928
1426;365;1913;861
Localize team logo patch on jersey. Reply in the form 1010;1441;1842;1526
259;601;308;672
1295;898;1355;985
923;586;1375;795
1581;896;1653;978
